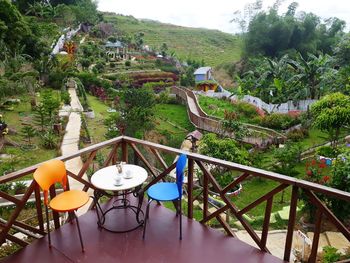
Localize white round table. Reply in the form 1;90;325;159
91;164;148;191
90;164;148;233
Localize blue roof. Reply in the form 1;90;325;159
194;67;212;75
105;41;124;48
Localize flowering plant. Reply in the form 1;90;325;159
305;159;330;185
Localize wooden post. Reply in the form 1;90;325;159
308;209;323;263
122;140;128;163
187;158;194;219
134;149;139;165
203;171;209;221
34;184;44;232
261;197;273;248
284;186;298;261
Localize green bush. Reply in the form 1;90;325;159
317;146;339;158
287;129;308;142
261;113;299;130
61;91;71;105
40;131;57;149
234;101;259;119
0;183;12;193
125;60;131;67
13;181;27;195
329;152;350;221
322;246;341;263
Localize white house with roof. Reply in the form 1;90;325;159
194;67;213;82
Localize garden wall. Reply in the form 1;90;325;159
196;90;317;114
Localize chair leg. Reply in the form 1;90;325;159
74;211;85;252
179;199;182;240
45;205;51;248
142;198;153;239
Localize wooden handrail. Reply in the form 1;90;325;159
1;135;350;262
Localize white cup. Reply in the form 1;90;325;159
125;170;132;179
115;175;122;185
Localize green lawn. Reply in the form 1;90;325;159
197;95;260;124
84;94;110;145
1;92;60;176
104;15;242;67
154;104;194;132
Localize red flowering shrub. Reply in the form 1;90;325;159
305;159;329;185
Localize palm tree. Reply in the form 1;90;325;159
288;53;333;99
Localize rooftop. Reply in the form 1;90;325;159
105;41;124;48
194;67;212;75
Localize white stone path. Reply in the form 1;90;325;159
60;85;92;215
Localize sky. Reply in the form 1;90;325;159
97;0;350;34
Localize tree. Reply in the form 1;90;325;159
105;88;156;138
272;143;301;202
160;43;168;57
199;133;249;165
240;2;345;58
21;125;36;144
134;32;144;50
311;92;350;147
0;0;31;53
288;53;333;99
334;33;350;67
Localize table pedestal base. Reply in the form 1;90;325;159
93;190;144;233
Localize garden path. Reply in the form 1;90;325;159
61;83;92;215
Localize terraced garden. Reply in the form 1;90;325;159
104;15;242;67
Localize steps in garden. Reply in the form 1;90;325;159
325;232;350;254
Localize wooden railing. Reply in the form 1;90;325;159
0;136;349;262
171;86;286;147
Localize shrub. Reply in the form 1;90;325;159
261;113;299;130
234;101;259;119
125;60;131;67
287;129;307;142
329;153;350;221
13;181;27;195
0;183;12;193
322;246;341;263
317;146;339;158
94;62;105;73
40;131;57;149
61;91;71;105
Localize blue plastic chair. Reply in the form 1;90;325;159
142;154;187;240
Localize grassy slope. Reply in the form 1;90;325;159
104;15;242;67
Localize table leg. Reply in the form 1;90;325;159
93;190;105;226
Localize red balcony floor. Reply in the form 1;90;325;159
1;198;286;263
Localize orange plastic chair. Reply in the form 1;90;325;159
33;159;89;251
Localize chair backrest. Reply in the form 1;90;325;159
176;154;187;197
33;159;67;205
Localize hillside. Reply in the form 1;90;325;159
104;14;242;67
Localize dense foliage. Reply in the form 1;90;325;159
239;1;345;58
311;93;350;146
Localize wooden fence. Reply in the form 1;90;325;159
171;86;285;147
0;136;349;262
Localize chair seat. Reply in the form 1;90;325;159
50;190;89;212
147;182;180;201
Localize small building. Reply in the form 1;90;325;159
194;67;218;92
194;67;212;82
105;41;128;61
